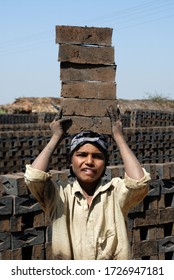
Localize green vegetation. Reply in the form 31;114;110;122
144;91;171;102
0;109;6;114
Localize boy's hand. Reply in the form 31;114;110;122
50;106;72;137
107;105;123;136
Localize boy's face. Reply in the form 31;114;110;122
71;143;106;187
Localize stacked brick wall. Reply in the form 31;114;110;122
56;25;117;134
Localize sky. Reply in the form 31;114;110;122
0;0;174;105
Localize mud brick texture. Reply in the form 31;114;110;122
128;163;174;260
0;163;174;260
56;25;113;46
56;25;117;134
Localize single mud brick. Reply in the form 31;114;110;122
56;25;113;46
60;63;116;82
149;164;157;180
170;163;174;177
10;215;23;232
132;228;141;242
0;232;11;251
163;163;171;179
0;216;10;232
61;81;116;99
157;225;165;239
159;207;174;224
31;244;45;260
0;173;28;196
0;249;12;260
1;249;23;260
0;195;13;215
11;228;45;249
147;227;157;240
58;44;115;65
61;98;118;117
13;194;42;215
33;211;45;228
158;194;165;209
134;209;159;227
132;240;158;259
64;116;112;135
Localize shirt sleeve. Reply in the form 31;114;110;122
24;164;55;213
124;168;151;189
113;168;151;216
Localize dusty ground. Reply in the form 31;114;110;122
0;97;174;114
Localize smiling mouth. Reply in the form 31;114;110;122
82;168;95;174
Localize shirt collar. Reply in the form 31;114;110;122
72;178;114;198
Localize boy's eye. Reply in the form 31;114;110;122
77;153;87;157
94;154;105;160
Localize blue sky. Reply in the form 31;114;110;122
0;0;174;104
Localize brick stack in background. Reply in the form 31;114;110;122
129;162;174;260
106;163;174;259
56;25;117;134
0;170;69;260
0;111;173;175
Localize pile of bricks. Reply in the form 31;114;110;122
1;124;173;175
107;162;174;259
0;171;57;259
130;110;174;127
129;162;174;259
0;114;38;124
56;25;117;134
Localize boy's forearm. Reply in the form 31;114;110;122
113;132;144;180
31;134;63;171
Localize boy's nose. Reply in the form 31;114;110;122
85;155;93;165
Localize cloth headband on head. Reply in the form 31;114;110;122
70;136;108;154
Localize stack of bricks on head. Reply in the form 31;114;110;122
56;25;117;135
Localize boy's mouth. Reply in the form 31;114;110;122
82;168;95;174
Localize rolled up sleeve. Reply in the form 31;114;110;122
115;168;151;216
124;168;151;190
24;165;53;212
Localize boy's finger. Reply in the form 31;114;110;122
107;106;117;122
54;107;63;120
107;105;121;122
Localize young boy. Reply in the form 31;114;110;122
24;106;150;260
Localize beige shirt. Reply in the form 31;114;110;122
24;165;150;260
